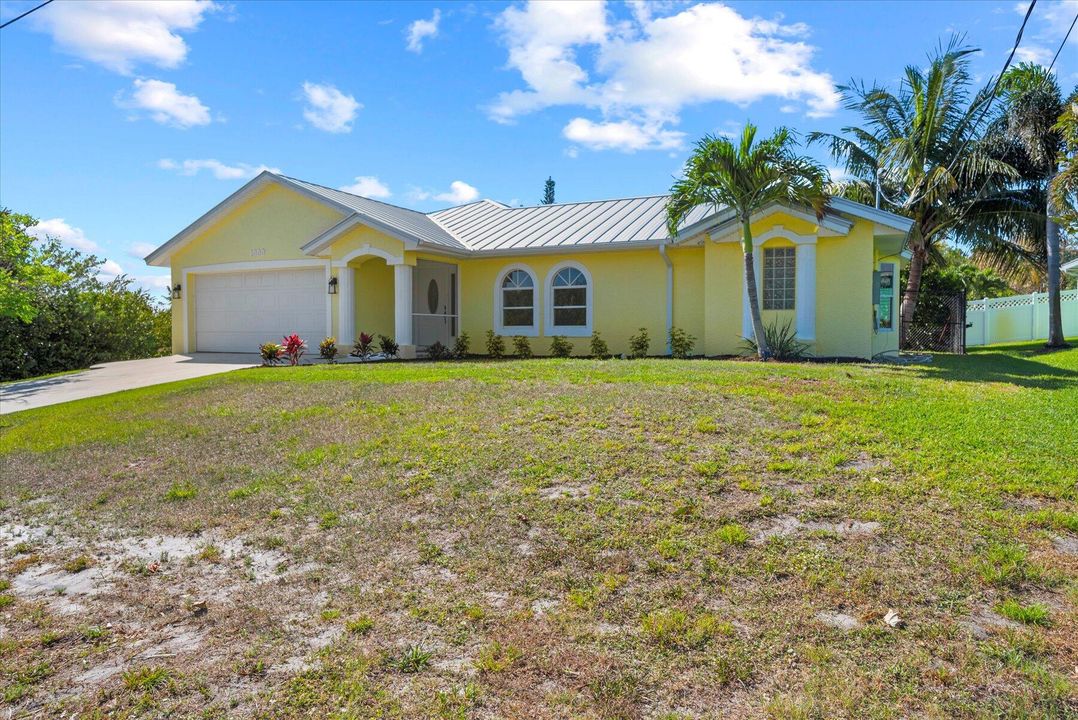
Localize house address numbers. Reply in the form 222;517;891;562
250;247;267;257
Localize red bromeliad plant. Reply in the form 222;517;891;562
351;332;375;359
281;334;307;366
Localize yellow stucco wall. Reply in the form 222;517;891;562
458;248;670;356
355;258;395;339
160;182;892;359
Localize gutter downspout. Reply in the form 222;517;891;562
659;243;673;355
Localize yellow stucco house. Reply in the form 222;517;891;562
146;171;913;360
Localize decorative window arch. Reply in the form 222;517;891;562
494;264;539;336
544;262;592;337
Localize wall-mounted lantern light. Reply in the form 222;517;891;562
171;283;182;300
328;277;338;295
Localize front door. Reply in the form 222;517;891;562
412;259;457;347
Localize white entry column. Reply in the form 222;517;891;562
394;263;413;347
337;266;355;348
795;242;816;342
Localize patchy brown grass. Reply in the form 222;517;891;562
0;347;1075;717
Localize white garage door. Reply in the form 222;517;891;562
195;269;325;352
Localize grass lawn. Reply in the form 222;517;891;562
0;341;1075;718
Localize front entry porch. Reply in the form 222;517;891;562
333;254;458;359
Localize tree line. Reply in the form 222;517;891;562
0;210;171;381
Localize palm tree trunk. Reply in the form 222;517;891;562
1046;168;1065;347
899;243;927;348
742;220;770;359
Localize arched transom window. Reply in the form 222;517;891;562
545;263;591;336
500;269;535;329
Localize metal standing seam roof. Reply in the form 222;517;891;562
279;175;468;251
280;174;716;254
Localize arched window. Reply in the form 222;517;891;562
495;266;538;335
545;263;591;336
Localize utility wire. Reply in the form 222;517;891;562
1045;11;1077;78
0;0;53;30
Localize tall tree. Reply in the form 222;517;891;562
808;39;1025;345
988;64;1069;346
541;176;555;205
667;124;829;359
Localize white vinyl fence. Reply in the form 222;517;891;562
966;289;1078;346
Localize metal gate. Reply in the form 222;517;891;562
901;290;967;353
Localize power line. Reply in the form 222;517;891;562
0;0;54;30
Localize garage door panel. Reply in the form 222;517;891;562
195;269;325;352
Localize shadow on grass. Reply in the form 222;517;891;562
907;339;1078;390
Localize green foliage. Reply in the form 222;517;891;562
995;599;1050;626
452;331;470;358
395;644;432;673
549;335;572;358
976;542;1034;588
628;328;650;358
589;331;610;359
485;330;505;358
668;327;696;359
122;666;173;691
345;616;374;635
0;210;171;380
426;341;451;361
641;608;728;649
741;319;809;360
712;523;749;546
474;641;522;673
512;335;533;358
319;337;338;360
164;482;197;501
541;176;556;205
260;343;284;365
378;334;399;358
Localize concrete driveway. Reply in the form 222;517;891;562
0;354;259;414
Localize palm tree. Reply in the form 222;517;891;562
986;63;1069;346
667;124;829;358
808;38;1025;345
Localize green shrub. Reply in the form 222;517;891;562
512;335;533;358
485;330;505;358
318;337;338;360
628;328;650;358
549;335;572;358
452;331;470;358
259;342;283;366
589;331;610;359
378;335;399;358
741;319;809;360
669;327;696;359
426;341;451;361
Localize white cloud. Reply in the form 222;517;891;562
563;117;684;152
27;218;100;253
489;1;840;150
434;181;480;204
406;9;441;53
157;158;281;180
98;259;125;279
128;242;158;259
340;176;392;198
1014;45;1052;64
411;181;481;204
120;79;211;128
29;0;217;75
301;82;360;133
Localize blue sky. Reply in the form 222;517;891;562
1;0;1075;294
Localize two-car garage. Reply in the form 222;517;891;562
193;268;326;352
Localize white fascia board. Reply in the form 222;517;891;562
706;204;851;242
829;197;914;233
301;213;425;256
144;172;352;267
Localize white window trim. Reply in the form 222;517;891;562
494;263;539;337
543;261;592;337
